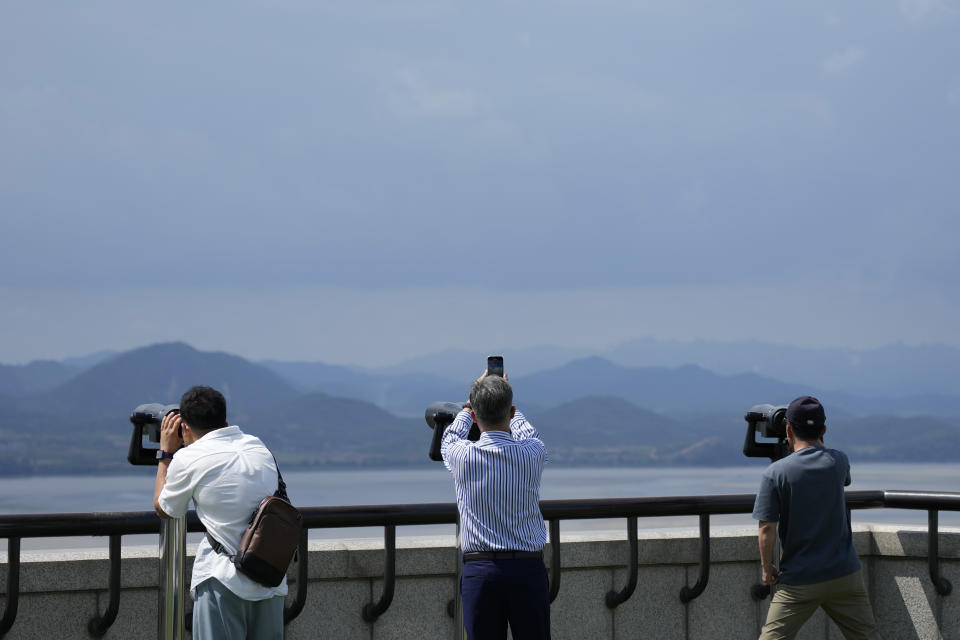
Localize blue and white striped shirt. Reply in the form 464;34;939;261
441;409;548;554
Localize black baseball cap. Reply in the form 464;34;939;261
786;396;826;429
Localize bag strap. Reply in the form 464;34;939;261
271;451;289;501
207;448;288;558
207;532;233;559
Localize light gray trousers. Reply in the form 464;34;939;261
192;578;285;640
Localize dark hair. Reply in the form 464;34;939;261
180;386;227;433
788;420;824;441
469;376;513;426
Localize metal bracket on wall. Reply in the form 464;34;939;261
928;510;953;596
284;529;310;624
605;516;638;609
0;537;20;639
87;535;122;636
548;519;561;603
362;525;397;622
679;514;711;603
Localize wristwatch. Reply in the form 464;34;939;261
156;449;176;460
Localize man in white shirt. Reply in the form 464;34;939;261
153;386;286;639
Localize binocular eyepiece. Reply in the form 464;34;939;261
127;403;180;465
745;404;788;439
425;402;463;431
424;401;479;461
743;403;790;461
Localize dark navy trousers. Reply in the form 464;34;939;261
460;558;551;640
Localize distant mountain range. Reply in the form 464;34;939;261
0;343;423;475
261;354;960;420
260;359;465;417
367;339;960;397
0;341;958;476
6;338;960;401
0;360;83;396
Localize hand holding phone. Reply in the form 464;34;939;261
487;355;504;377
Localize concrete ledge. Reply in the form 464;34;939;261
2;525;959;639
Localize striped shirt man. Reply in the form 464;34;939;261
441;408;548;553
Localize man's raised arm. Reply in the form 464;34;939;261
440;408;474;469
510;411;540;441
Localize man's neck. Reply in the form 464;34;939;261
478;424;511;434
792;439;824;452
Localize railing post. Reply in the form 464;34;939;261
158;516;187;639
605;516;638;609
0;537;20;638
548;519;561;603
88;534;122;636
284;528;309;624
928;510;953;596
679;514;710;603
362;524;397;622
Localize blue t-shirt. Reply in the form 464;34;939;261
752;446;861;585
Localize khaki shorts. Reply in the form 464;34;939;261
760;569;877;640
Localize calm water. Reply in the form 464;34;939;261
2;463;957;552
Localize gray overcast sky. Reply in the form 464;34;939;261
2;1;959;365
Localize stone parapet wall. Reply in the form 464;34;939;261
2;525;958;639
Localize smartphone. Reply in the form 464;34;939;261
487;355;504;377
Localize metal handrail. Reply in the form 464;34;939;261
2;489;959;638
0;491;898;538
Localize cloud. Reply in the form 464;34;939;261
897;0;956;23
782;92;836;128
823;12;843;27
385;67;491;120
949;84;960;106
822;46;866;75
536;72;662;106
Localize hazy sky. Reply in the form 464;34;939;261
2;1;959;366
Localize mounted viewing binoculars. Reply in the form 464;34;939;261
127;403;180;465
124;402;189;637
424;401;479;461
742;403;791;462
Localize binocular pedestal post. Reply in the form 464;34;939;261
455;516;465;640
423;402;468;638
158;515;187;639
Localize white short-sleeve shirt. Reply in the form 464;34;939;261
157;425;288;601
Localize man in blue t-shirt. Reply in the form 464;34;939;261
752;396;877;640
